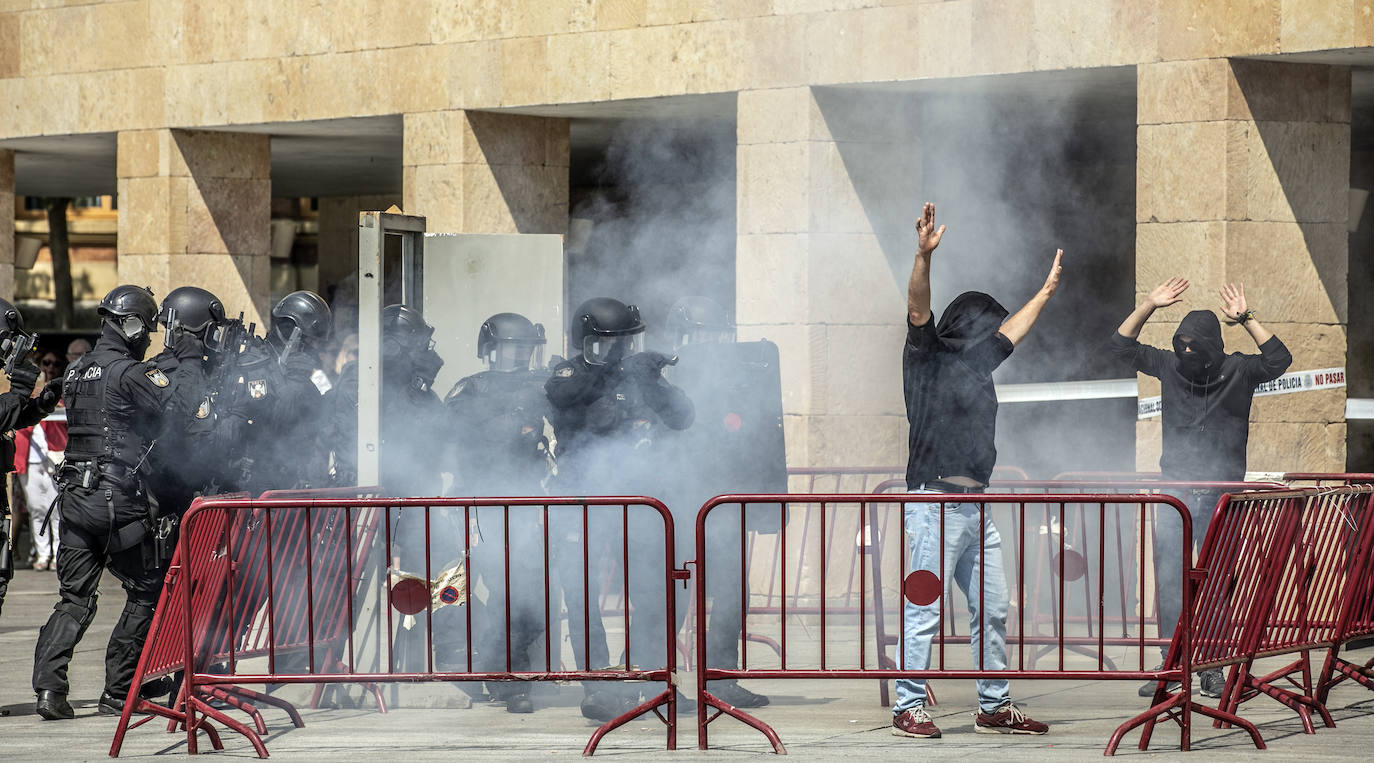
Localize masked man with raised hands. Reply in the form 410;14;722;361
893;202;1057;740
1111;278;1291;699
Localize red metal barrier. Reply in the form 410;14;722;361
1211;486;1374;732
110;495;683;758
1283;473;1374;486
864;479;1281;706
1114;489;1307;752
692;492;1205;755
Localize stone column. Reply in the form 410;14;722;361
402;110;569;234
1136;59;1351;473
0;150;13;302
117;129;272;325
735;87;919;469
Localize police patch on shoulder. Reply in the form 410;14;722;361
247;379;267;399
145;368;169;387
556;366;573;377
196;397;211;419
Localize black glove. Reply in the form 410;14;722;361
38;378;63;413
414;348;444;390
171;331;206;361
282;350;318;380
617;351;674;381
7;361;40;397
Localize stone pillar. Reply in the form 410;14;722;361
1136;59;1351;473
402;110;569;234
117;129;272;325
0;150;13;302
735;87;919;469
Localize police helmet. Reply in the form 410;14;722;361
159;286;226;336
571;297;645;366
271;290;332;348
0;298;24;344
98;285;158;342
666;295;734;350
381;304;435;353
477;312;546;372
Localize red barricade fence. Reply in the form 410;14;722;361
1208;486;1374;734
109;495;683;758
109;480;1374;758
864;477;1281;706
692;492;1203;755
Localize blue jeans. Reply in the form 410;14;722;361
893;492;1012;714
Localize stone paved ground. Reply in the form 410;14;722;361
4;566;1374;760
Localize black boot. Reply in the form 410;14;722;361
98;691;123;715
35;690;74;720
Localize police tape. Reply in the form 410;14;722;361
1137;367;1347;420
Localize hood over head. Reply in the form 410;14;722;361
935;291;1009;352
1173;310;1225;379
936;291;1011;376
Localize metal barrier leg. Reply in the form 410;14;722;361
698;690;786;754
583;687;677;756
219;684;307;728
187;696;267;758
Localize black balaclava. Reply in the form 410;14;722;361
1172;310;1225;380
936;291;1011;376
103;321;150;362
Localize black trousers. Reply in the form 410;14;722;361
32;526;162;698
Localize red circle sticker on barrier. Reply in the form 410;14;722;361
723;412;743;432
1053;550;1088;582
903;570;942;606
391;578;429;615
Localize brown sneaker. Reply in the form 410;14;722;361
892;707;942;738
974;702;1048;735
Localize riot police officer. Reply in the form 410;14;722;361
545;297;693;722
326;304;445;495
235;290;334;493
0;299;64;618
662;295;775;709
664;295;735;349
33;285;205;720
445;312;552;713
146;286;238;508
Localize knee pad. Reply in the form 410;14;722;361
55;595;99;628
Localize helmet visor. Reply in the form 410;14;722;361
121;314;150;340
490;341;543;373
583;332;643;365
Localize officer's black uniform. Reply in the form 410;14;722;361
544;298;693;722
325;304;445;496
445;312;551;713
0;298;63;617
145;286;241;510
32;286;201;720
235;291;333;494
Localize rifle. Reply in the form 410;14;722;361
205;313;254;409
0;329;36;377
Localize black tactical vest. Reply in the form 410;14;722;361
62;352;146;470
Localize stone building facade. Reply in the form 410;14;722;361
0;1;1366;474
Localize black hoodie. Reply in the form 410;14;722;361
1110;310;1292;481
903;291;1014;489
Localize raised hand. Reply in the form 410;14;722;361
915;202;945;255
1147;277;1189;308
1040;249;1064;299
1219;282;1249;321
